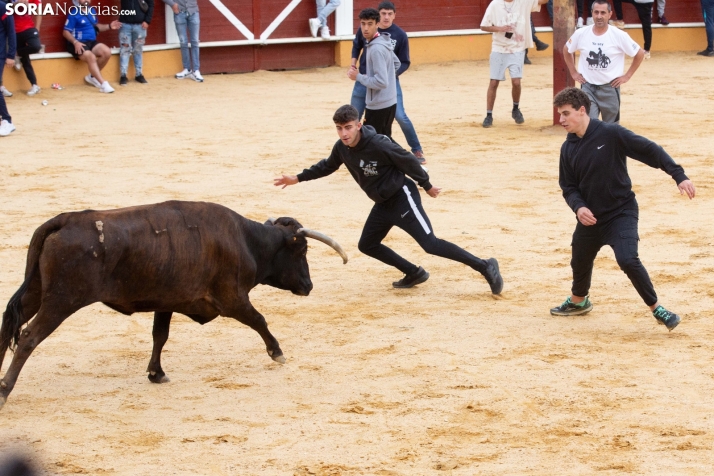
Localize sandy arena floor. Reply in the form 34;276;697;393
1;52;713;475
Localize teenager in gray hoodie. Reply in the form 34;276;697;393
348;8;400;139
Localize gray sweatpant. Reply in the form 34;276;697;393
582;83;621;124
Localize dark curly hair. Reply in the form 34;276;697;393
333;105;360;124
358;8;380;22
553;87;591;114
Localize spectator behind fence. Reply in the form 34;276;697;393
119;0;154;85
610;0;654;58
6;0;42;96
63;0;121;93
164;0;203;81
699;0;714;56
309;0;339;39
655;0;668;25
0;1;16;136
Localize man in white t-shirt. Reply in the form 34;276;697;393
480;0;548;128
563;0;645;123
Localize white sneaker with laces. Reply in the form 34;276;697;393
586;16;594;25
84;74;101;88
27;85;41;96
309;18;320;38
0;86;12;97
99;81;115;93
577;17;584;28
176;68;192;79
192;70;204;82
0;119;16;137
644;50;651;59
14;56;22;71
320;26;330;39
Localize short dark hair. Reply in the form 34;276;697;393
358;8;380;22
333;105;360;124
553;87;591;114
591;0;611;12
378;1;396;12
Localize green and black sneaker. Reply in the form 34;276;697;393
550;295;593;316
652;305;681;331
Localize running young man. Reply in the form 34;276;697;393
274;105;503;294
564;0;644;123
551;88;695;330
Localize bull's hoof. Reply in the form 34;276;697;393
0;395;6;411
148;371;170;384
267;350;286;364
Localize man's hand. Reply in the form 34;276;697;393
610;74;631;88
678;179;696;199
5;58;15;68
576;207;597;226
110;20;122;30
570;70;587;84
426;186;441;198
347;66;358;81
74;41;86;55
141;22;149;30
274;175;298;189
172;3;179;14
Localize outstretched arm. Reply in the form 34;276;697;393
273;175;298;189
677;179;696;199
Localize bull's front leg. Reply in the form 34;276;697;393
228;301;285;364
146;311;172;383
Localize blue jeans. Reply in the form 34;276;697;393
316;0;340;26
119;23;147;76
703;0;714;50
350;79;423;153
174;11;201;71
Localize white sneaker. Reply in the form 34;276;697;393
577;17;584;28
14;56;22;71
176;68;192;79
644;50;651;59
309;18;320;38
586;16;594;25
0;119;16;137
0;86;12;97
320;26;330;39
192;70;204;82
27;85;41;96
84;74;101;88
99;81;115;93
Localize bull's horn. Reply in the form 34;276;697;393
297;228;348;264
267;217;277;224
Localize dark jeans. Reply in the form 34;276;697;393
0;68;9;122
358;178;488;276
703;0;714;50
613;0;654;51
16;28;41;86
570;210;657;306
364;104;397;139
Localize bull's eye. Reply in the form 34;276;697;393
293;236;297;242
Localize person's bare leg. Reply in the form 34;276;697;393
81;51;105;84
511;78;522;103
93;44;112;73
486;79;500;111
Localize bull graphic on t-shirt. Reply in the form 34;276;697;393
586;48;611;69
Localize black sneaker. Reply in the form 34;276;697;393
392;266;429;288
652;305;681;331
535;40;549;51
512;108;525;124
482;115;493;128
696;49;714;57
550;296;593;316
119;75;128;86
484;258;503;295
135;74;148;84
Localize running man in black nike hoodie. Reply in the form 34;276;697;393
274;105;503;294
550;88;696;330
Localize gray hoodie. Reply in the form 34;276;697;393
356;32;401;111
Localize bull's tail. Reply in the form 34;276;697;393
1;216;65;365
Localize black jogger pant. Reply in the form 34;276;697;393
613;0;653;51
570;210;658;306
358;178;489;276
16;28;41;86
364;104;397;139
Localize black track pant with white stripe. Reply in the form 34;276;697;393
358;179;489;276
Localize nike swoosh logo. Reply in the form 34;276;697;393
401;211;410;218
597;145;605;149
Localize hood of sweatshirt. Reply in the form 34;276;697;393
350;125;378;152
367;32;395;52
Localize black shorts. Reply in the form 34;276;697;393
66;39;98;60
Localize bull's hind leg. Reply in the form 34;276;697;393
146;311;172;383
228;301;285;364
0;304;74;409
0;277;42;372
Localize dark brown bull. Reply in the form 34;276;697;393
0;201;347;409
